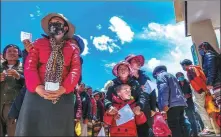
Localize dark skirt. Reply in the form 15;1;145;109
15;90;75;136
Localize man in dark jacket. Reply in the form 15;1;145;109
0;44;25;136
176;72;199;137
153;65;187;137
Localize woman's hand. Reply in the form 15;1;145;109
44;86;66;100
23;39;33;52
36;85;50;98
7;69;20;79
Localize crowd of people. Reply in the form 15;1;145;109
0;13;220;137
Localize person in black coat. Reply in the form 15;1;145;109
176;72;199;137
198;42;221;109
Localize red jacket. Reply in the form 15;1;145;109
186;65;207;93
104;95;147;136
24;38;81;94
153;112;171;137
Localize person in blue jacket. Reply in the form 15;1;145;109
152;65;187;137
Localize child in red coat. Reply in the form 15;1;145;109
104;84;147;136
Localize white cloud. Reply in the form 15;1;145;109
104;62;117;68
96;24;102;30
92;35;120;53
109;16;134;44
145;58;161;71
141;22;193;75
30;6;43;20
90;36;93;40
30;14;34;17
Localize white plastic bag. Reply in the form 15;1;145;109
97;126;105;136
81;123;88;136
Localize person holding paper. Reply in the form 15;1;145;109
15;13;81;136
7;35;34;121
104;84;147;136
104;61;150;136
0;44;24;137
152;65;187;137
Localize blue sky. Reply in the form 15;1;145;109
1;1;220;90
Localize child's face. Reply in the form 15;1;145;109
117;85;131;100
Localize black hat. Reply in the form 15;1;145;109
152;65;167;79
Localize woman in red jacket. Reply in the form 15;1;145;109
15;13;81;136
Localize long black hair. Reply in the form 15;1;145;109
198;42;219;55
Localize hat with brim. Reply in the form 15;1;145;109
112;61;133;77
41;13;75;39
152;65;167;79
92;90;101;96
125;54;145;66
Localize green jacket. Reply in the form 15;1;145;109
0;61;24;109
